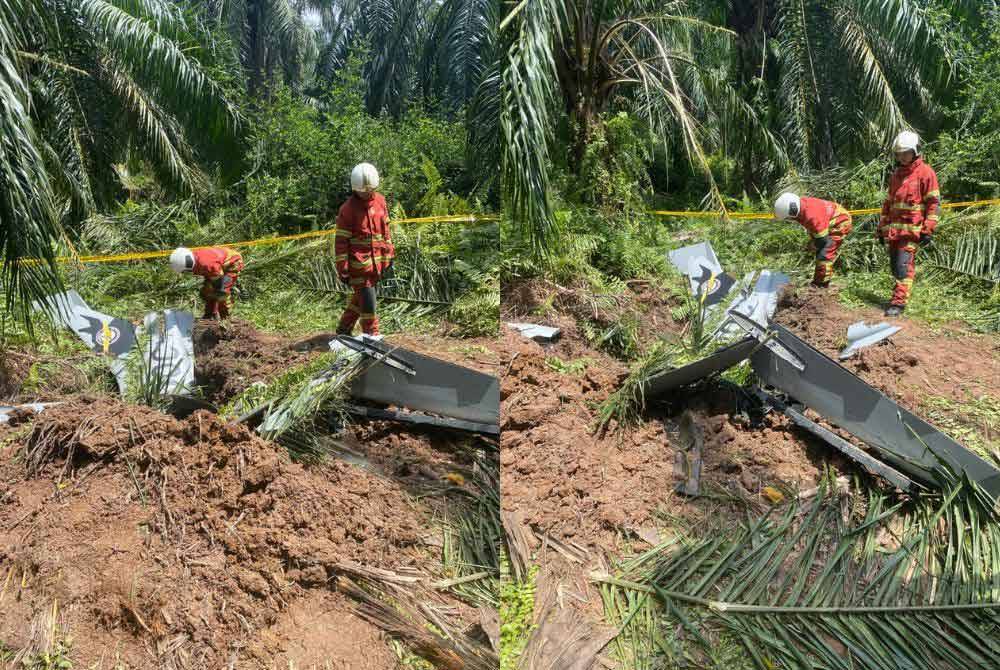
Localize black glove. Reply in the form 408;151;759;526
919;232;933;247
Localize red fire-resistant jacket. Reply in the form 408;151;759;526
334;193;394;286
797;197;851;238
879;158;940;242
192;247;243;279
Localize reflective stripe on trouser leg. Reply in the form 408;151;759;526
358;286;379;336
812;234;843;285
813;260;834;285
337;290;361;334
890;242;917;306
360;313;380;336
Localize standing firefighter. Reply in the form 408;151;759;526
169;246;244;320
775;192;853;287
879;131;940;316
334;163;394;337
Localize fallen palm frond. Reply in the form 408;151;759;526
925;227;1000;286
596;285;741;432
256;354;362;461
340;576;498;670
442;448;501;607
595;471;1000;669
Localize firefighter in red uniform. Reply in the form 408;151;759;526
169;246;244;320
334;163;394;337
879;130;940;316
774;192;853;287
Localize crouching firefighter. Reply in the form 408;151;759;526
169;246;244;320
334;162;395;338
774;192;853;287
879;130;940;317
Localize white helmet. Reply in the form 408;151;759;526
774;192;801;220
350;163;380;193
893;130;920;155
169;247;194;273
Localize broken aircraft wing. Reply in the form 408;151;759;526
751;324;1000;496
641;337;757;398
350;339;499;426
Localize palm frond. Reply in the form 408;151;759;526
443;448;500;607
834;7;906;142
501;0;562;255
103;55;207;193
78;0;239;138
925;228;1000;286
0;0;63;321
598;475;1000;669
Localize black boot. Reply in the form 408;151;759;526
884;304;904;317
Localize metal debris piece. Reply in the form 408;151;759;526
142;310;196;396
728;310;806;371
350;339;499;425
333;335;416;375
839;321;902;359
719;270;791;338
0;403;61;424
754;387;916;492
33;290;135;393
673;411;703;496
642;337;758;398
507;322;561;342
751;323;1000;496
668;241;737;307
346;404;499;436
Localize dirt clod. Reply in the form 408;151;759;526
0;398;424;667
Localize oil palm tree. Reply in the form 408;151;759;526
198;0;318;95
1;0;239;321
310;0;499;194
312;0;431;116
700;0;993;190
502;0;781;255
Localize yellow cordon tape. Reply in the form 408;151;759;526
649;198;1000;220
41;213;499;266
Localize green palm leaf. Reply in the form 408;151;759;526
0;0;63;321
598;475;1000;669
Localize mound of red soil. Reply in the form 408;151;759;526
501;325;784;553
497;301;834;552
193;319;324;405
0;398;423;667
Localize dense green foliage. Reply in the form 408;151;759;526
1;0;498;331
501;0;1000;247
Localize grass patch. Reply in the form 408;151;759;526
544;356;591;375
0;637;74;670
921;393;1000;463
499;562;538;670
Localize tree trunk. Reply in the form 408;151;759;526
554;14;605;174
726;0;773;195
247;1;265;98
